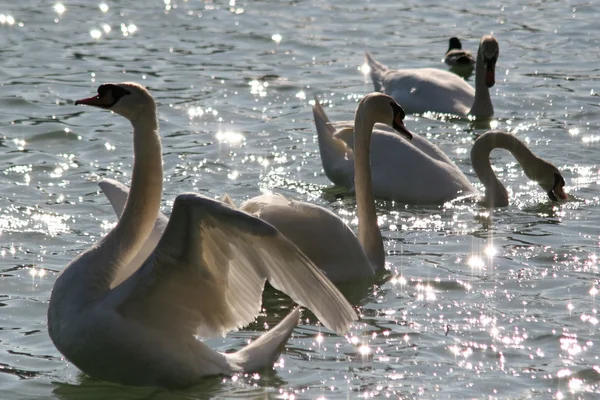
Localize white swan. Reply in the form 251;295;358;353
100;93;412;286
313;99;567;206
47;82;357;389
443;37;475;78
365;34;499;117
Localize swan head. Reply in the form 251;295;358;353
75;82;155;121
478;35;499;88
359;93;413;140
528;162;568;202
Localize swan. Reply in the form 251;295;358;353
365;34;499;117
47;82;358;389
313;98;567;206
443;37;475;78
99;93;413;286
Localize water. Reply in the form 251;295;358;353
0;0;599;398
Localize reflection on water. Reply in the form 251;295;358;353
1;0;600;398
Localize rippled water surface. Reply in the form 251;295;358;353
1;0;599;398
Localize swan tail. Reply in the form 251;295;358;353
364;51;388;92
312;96;354;187
312;95;336;138
225;307;301;372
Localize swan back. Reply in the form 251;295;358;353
241;194;376;282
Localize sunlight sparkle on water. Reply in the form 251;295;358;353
416;283;436;301
390;275;407;286
568;378;585;394
559;336;582;356
227;170;239;180
249;80;268;97
489;119;499;129
0;14;15;25
359;63;371;76
13;138;26;151
90;29;102;39
359;344;371;356
468;255;485;269
485;245;497;257
120;23;137;36
216;130;245;145
54;3;66;15
271;33;282;43
569;127;579;136
315;333;323;345
99;3;109;13
582;135;600;144
29;267;47;278
187;106;205;118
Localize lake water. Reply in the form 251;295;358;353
1;0;599;398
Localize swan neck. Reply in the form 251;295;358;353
468;48;494;117
95;110;163;297
471;131;534;207
353;110;384;270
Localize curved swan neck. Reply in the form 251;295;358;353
468;45;494;118
90;108;163;299
353;108;384;270
471;131;536;207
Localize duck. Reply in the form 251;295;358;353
443;37;476;78
99;92;413;287
365;34;499;117
313;98;567;206
47;82;358;389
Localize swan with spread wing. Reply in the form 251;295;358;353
47;83;358;389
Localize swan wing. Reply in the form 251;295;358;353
106;193;357;339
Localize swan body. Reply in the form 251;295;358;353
47;83;357;389
314;99;567;206
443;37;475;78
366;35;499;117
313;97;475;204
100;93;412;285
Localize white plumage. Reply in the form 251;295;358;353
47;82;357;389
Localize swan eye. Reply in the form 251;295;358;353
94;84;132;108
389;101;405;120
485;56;498;70
98;85;110;98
